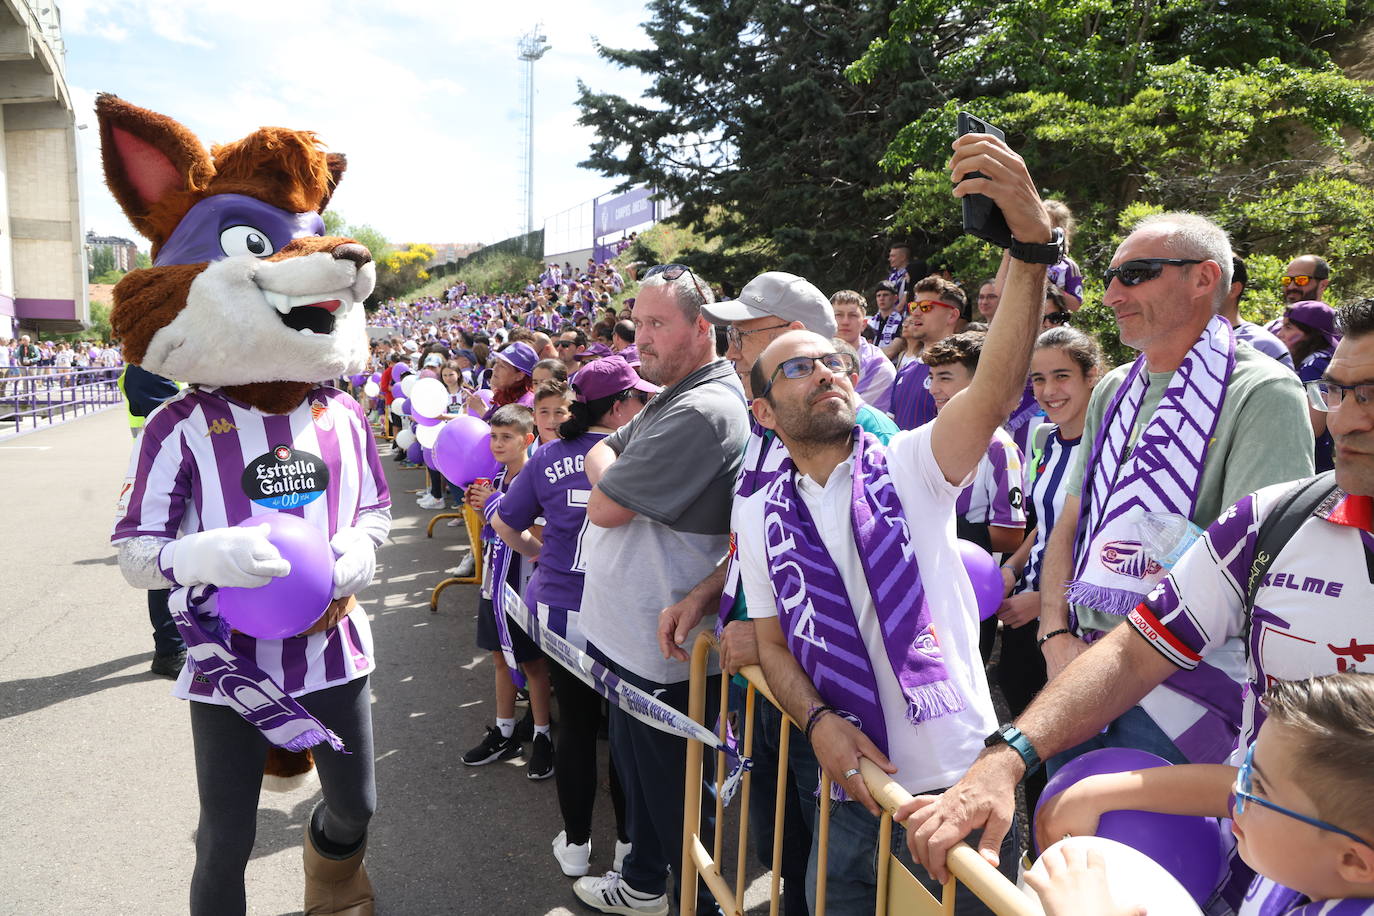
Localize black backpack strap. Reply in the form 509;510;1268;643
1244;471;1340;616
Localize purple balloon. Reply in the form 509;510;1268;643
1036;748;1225;905
391;363;411;383
421;445;437;469
406;440;423;464
216;513;334;640
370;372;381;384
433;414;499;486
348;373;366;388
466;388;494;419
957;539;1002;620
413;411;441;428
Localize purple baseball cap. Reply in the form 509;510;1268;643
576;342;614;360
619;343;640;367
571;355;659;403
1285;300;1341;349
494;341;538;377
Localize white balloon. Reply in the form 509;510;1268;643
410;377;449;419
415;421;442;448
392;397;408;417
394;428;417;450
363;380;380;397
400;374;418;397
1022;836;1203;916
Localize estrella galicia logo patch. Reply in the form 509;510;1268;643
242;445;330;510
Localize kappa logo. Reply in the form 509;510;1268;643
206;418;237;436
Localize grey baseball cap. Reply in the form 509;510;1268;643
702;271;837;338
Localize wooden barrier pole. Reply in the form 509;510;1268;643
680;634;714;916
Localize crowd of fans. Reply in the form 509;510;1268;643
332;138;1372;916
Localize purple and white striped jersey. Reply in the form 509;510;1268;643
497;433;606;613
867;311;904;349
111;385;391;704
855;339;895;414
1130;484;1373;760
955;427;1026;537
1019;427;1081;593
891;359;937;431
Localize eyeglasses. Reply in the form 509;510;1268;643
911;299;959;314
760;352;858;398
643;263;707;302
726;322;790;349
1233;743;1370;847
1306;379;1374;412
1281;274;1326;287
1102;258;1205;288
1042;311;1072;326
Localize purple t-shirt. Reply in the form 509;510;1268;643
890;359;937;431
496;433;606;610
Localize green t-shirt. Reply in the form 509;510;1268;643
1067;342;1314;633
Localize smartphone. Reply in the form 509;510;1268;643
957;111;1013;248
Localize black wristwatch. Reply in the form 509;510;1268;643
1008;227;1064;265
984;723;1042;777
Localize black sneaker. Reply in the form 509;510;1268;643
527;732;554;780
149;650;186;678
513;707;534;744
461;726;521;766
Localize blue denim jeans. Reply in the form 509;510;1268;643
807;793;1020;916
1045;703;1187;777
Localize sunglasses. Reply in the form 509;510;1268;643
760;352;858;398
1102;258;1204;287
726;322;790;349
1233;743;1370;847
1042;311;1072;326
643;263;707;302
910;299;959;314
1281;274;1327;286
555;340;577;348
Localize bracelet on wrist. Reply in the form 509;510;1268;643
1037;628;1072;648
804;704;837;742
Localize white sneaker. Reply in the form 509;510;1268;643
572;871;668;916
451;553;476;578
552;830;591;877
417;494;445;509
614;840;632;873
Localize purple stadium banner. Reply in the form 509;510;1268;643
595;187;656;238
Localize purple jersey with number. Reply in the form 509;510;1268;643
890;359;937;430
496;433;606;610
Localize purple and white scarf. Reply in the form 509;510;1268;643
1067;315;1235;615
1241;875;1374;916
762;428;964;757
482;488;527;689
170;587;345;752
715;421;789;634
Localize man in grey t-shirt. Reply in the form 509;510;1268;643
574;265;748;916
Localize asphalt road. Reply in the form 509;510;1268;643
1;408;759;915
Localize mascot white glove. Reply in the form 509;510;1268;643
160;525;291;589
330;527;377;599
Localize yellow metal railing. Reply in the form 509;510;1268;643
680;633;1043;916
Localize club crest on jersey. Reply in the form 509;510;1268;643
1100;539;1162;580
243;446;330;510
310;402;333;431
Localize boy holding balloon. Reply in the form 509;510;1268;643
1029;671;1374;916
460;404;556;780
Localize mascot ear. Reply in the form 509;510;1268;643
95;93;215;246
320;152;346;214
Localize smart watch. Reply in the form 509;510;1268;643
984;723;1042;777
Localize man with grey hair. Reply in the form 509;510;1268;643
575;264;749;916
897;211;1314;888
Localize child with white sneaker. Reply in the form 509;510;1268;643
460;404;555;780
1031;671;1374;916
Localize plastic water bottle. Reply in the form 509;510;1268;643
1138;511;1204;571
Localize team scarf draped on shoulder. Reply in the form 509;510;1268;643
1243;875;1374;916
715;419;788;633
482;472;527;689
763;427;964;759
1067;314;1235;616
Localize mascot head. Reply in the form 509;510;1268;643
96;94;374;405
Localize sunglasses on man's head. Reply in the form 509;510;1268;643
643;263;707;301
1102;258;1204;288
1281;274;1327;287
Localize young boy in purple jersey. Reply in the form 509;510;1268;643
460;404;555;779
492;355;657;879
532;379;574;445
1031;672;1374;916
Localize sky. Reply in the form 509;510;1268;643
60;0;656;251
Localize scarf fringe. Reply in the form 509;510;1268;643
280;726;346;753
904;680;967;726
1064;580;1140;616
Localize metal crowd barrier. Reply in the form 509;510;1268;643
0;366;123;436
681;633;1043;916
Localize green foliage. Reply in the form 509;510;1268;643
372;243;435;302
92;269;126;285
53;301;112;344
454;252;542;297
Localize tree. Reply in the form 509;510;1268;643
372;243;436;302
88;245;114;281
576;0;942;293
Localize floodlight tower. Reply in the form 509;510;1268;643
517;24;551;236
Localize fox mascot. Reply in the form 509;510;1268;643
103;94;387;916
